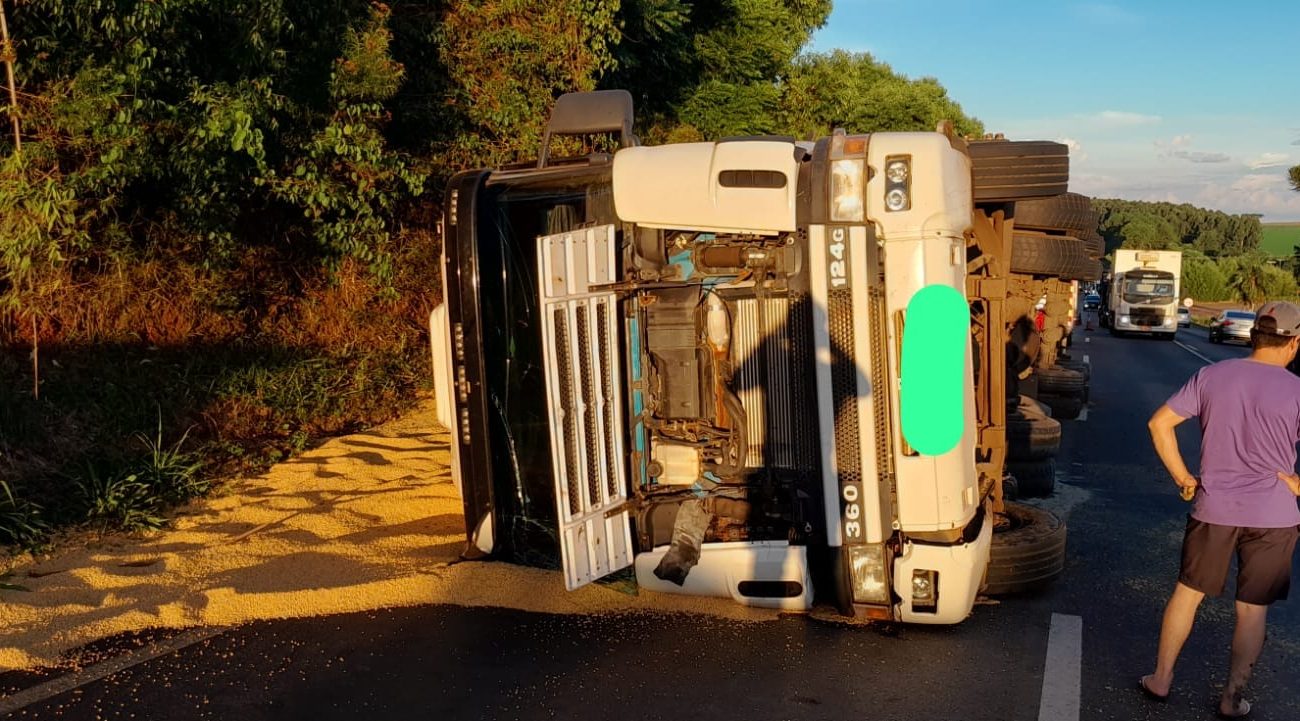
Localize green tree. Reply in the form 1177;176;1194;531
1289;164;1300;192
1118;215;1179;250
1224;252;1273;305
604;0;832;141
775;50;983;139
1182;254;1229;302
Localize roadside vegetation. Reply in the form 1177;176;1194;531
0;1;988;551
1091;199;1299;304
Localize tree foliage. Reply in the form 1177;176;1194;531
1093;198;1261;257
777;50;983;139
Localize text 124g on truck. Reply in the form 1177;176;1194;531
430;91;1085;624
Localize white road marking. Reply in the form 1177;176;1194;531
0;627;225;715
1038;612;1083;721
1084;337;1090;343
1078;406;1088;422
1082;354;1089;365
1174;340;1213;365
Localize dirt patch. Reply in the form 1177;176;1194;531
0;398;773;671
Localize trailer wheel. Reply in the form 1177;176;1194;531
1012;192;1096;236
1007;411;1061;461
1007;458;1056;498
968;140;1070;202
1009;231;1091;279
984;502;1067;596
1038;391;1084;420
1035;366;1086;394
1082;231;1104;260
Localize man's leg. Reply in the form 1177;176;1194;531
1144;581;1205;696
1220;600;1266;716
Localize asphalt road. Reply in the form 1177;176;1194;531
6;324;1300;721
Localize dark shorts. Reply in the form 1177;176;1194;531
1179;517;1300;605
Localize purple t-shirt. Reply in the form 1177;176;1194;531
1167;358;1300;528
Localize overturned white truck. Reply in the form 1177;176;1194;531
431;91;1087;624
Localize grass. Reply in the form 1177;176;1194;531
1260;223;1300;257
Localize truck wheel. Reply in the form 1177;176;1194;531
1035;366;1086;394
968;140;1070;202
1082;232;1104;260
1007;411;1061;461
1038;392;1084;420
984;502;1067;596
1009;231;1091;279
1055;357;1090;382
1012;192;1096;236
1007;458;1056;498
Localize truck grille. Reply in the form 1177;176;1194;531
827;288;863;492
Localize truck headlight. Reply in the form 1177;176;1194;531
884;155;911;212
911;569;937;609
848;544;890;604
1120;315;1130;324
830;158;865;222
1163;317;1174;327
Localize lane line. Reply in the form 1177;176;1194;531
0;627;225;715
1174;340;1213;365
1038;612;1083;721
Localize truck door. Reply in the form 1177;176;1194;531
537;225;635;589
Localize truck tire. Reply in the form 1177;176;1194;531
1035;366;1086;394
1078;258;1102;282
1038;392;1084;420
1007;411;1061;461
984;502;1067;596
1007;458;1056;498
968;140;1070;202
1009;232;1091;279
1012;192;1095;236
1018;394;1053;418
1055;357;1090;382
1082;231;1104;260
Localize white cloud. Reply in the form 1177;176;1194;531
1057;137;1087;162
1249;152;1291;170
1189;173;1300;221
1096;110;1161;127
1171;134;1192;147
1170;150;1231;164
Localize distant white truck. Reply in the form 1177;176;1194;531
1105;249;1181;339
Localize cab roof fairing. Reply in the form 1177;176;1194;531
611;141;800;235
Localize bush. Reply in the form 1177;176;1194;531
1183;257;1229;302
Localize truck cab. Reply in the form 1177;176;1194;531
1106;249;1181;339
431;91;1075;624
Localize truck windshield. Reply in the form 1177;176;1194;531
1122;274;1175;305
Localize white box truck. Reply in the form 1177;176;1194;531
1106;249;1181;339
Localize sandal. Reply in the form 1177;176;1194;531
1138;676;1169;703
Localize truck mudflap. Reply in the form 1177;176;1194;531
633;541;814;611
892;508;994;624
538;225;635;589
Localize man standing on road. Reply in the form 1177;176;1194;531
1142;300;1300;719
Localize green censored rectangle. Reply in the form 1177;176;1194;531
900;284;969;456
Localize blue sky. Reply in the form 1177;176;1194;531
809;1;1300;221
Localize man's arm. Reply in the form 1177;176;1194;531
1148;404;1197;492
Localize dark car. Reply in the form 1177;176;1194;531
1082;293;1101;311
